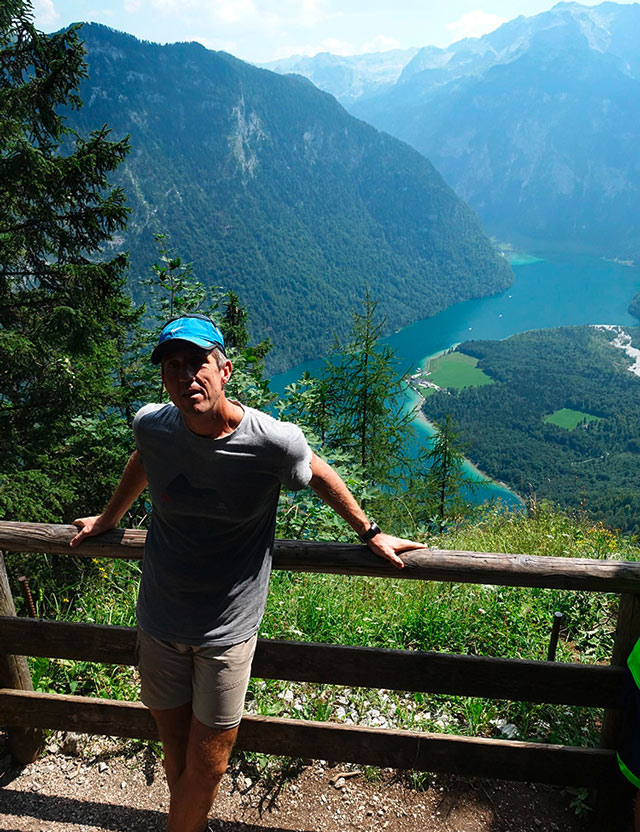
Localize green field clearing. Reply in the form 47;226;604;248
544;408;603;430
427;351;494;389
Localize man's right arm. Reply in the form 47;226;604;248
70;451;148;547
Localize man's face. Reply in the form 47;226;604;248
161;343;231;417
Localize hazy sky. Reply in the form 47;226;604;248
34;0;639;63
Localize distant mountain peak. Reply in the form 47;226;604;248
262;46;420;105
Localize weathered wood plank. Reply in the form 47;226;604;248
0;553;43;763
0;617;624;708
238;714;618;788
0;522;146;559
2;521;640;591
0;688;617;787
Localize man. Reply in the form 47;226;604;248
71;314;423;832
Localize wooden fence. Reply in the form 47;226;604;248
1;520;639;828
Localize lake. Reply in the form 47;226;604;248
271;252;640;505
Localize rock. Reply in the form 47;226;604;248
47;743;59;754
120;780;127;789
60;732;82;756
97;761;108;773
333;777;346;790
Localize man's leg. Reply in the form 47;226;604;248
166;714;238;832
150;703;193;792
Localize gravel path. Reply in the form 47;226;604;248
0;731;590;832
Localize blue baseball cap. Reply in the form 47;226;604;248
151;315;226;364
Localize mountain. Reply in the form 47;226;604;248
262;47;419;107
64;24;511;372
346;2;640;259
421;325;640;529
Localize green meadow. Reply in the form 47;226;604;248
544;408;602;430
427;351;494;389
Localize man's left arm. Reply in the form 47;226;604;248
308;452;426;569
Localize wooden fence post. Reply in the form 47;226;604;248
0;551;43;763
593;593;640;831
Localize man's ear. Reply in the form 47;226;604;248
221;359;233;385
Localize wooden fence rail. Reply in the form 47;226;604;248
0;521;639;828
0;688;616;787
2;521;640;592
0;616;625;708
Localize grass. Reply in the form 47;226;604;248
13;503;637;755
544;408;602;430
427;351;494;390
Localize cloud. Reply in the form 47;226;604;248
87;7;115;17
121;0;326;27
293;0;330;28
362;35;401;53
188;35;239;53
446;10;506;40
33;0;59;26
210;0;258;25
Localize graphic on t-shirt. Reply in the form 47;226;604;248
162;473;228;513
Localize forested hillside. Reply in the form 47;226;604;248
422;326;640;529
64;24;512;372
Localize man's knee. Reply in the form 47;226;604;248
187;720;238;787
189;753;229;788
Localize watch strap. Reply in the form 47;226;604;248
358;521;382;544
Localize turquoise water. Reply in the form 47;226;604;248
271;253;640;505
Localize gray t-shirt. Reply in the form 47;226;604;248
132;402;313;645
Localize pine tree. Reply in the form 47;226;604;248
323;293;414;490
425;414;471;532
0;1;134;520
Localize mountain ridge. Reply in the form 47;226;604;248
270;2;640;260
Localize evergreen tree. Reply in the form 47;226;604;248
0;1;134;521
277;372;331;449
221;294;273;410
425;414;472;532
323;293;415;491
277;294;420;539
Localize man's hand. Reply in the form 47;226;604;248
70;515;115;548
366;533;427;569
69;451;148;548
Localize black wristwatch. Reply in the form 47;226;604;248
358;520;382;544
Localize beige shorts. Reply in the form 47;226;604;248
136;628;258;729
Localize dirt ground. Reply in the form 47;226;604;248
0;731;596;832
